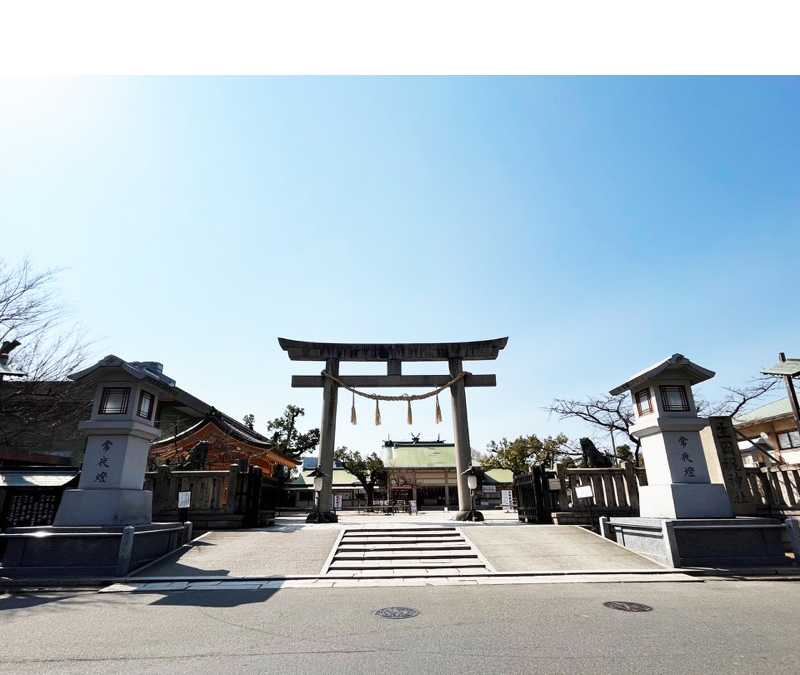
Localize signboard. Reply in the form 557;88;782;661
332;494;343;510
482;485;496;493
409;500;418;514
178;491;191;509
501;489;513;512
575;485;593;500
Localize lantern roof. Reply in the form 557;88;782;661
609;353;715;396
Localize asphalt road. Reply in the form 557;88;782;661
2;580;799;674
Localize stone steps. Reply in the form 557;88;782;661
326;526;489;576
338;543;472;552
328;560;487;570
334;550;478;560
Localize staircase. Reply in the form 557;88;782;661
325;526;490;577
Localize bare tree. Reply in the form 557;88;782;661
547;378;779;467
698;377;779;418
0;258;91;455
470;446;487;463
546;394;641;464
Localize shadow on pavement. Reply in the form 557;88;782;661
149;588;279;608
0;592;103;614
132;561;232;578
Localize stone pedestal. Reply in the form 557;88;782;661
54;489;154;526
453;510;484;521
639;483;733;519
0;524;183;578
604;517;791;568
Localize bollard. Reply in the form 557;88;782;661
784;518;800;561
116;526;135;576
182;521;193;545
598;516;611;540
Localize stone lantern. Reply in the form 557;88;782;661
54;356;165;526
610;353;732;519
1;356;183;576
603;354;790;568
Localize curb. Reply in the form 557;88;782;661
3;565;799;593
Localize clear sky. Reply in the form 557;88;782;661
1;77;798;456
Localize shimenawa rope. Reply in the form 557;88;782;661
320;370;469;426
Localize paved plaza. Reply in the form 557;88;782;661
104;510;781;594
132;522;342;578
131;512;662;582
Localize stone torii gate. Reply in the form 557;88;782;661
279;337;508;522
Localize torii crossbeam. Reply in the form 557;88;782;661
279;337;508;521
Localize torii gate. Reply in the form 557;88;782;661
279;337;508;522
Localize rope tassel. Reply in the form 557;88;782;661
375;400;381;426
435;394;442;424
407;399;413;425
351;391;357;425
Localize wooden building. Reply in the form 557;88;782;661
382;439;512;509
149;410;299;476
286;440;513;510
734;397;800;465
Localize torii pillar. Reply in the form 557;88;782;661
279;338;508;522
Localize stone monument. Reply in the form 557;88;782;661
601;354;790;568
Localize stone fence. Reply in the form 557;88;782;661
745;464;800;514
551;462;647;526
549;462;800;526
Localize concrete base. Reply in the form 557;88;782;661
54;489;153;527
604;517;790;568
639;483;733;519
0;523;182;577
451;510;484;522
306;510;338;523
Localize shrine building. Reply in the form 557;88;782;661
149;410;298;476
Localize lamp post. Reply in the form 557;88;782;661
461;466;484;522
308;467;329;524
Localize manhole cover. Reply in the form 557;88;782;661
603;601;653;613
374;606;420;619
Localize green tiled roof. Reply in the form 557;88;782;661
287;445;514;487
385;445;456;468
734;397;793;425
289;468;362;488
484;469;513;484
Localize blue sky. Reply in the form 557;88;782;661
1;77;798;455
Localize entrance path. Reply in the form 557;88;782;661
461;523;663;572
132;522;341;578
132;512;661;579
